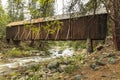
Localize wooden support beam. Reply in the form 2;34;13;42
45;31;49;40
86;38;93;53
66;20;71;39
55;29;60;40
26;30;31;40
14;26;20;40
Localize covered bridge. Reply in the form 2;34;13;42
6;12;108;42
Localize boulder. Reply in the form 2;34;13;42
72;74;82;80
57;65;68;73
96;60;106;66
108;57;118;64
47;60;59;70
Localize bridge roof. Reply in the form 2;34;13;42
7;9;107;27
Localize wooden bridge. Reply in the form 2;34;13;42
6;13;108;42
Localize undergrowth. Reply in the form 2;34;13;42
4;48;31;58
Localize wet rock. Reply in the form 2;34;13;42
58;50;63;54
72;74;82;80
47;60;59;70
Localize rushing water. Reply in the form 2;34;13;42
0;48;74;75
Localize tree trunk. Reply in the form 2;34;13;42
110;0;120;50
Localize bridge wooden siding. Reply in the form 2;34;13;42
6;13;107;41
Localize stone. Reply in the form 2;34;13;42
96;44;104;51
11;75;17;80
108;58;118;64
57;65;68;73
89;63;96;69
58;50;63;54
72;74;82;80
47;73;53;77
57;76;63;80
47;60;59;70
106;53;116;58
96;60;106;66
64;76;69;80
89;63;100;70
62;59;72;65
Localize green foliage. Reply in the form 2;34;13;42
4;48;31;58
85;0;102;13
43;20;63;34
29;64;41;72
26;74;40;80
64;61;79;74
0;76;7;80
0;4;10;39
38;0;55;17
7;0;25;21
28;0;55;18
51;41;86;51
59;55;84;74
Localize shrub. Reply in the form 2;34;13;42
4;48;30;58
64;61;79;74
29;64;41;72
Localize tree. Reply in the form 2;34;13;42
27;0;55;49
7;0;24;22
0;0;9;39
66;0;120;51
108;0;120;50
85;0;120;50
28;0;55;19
